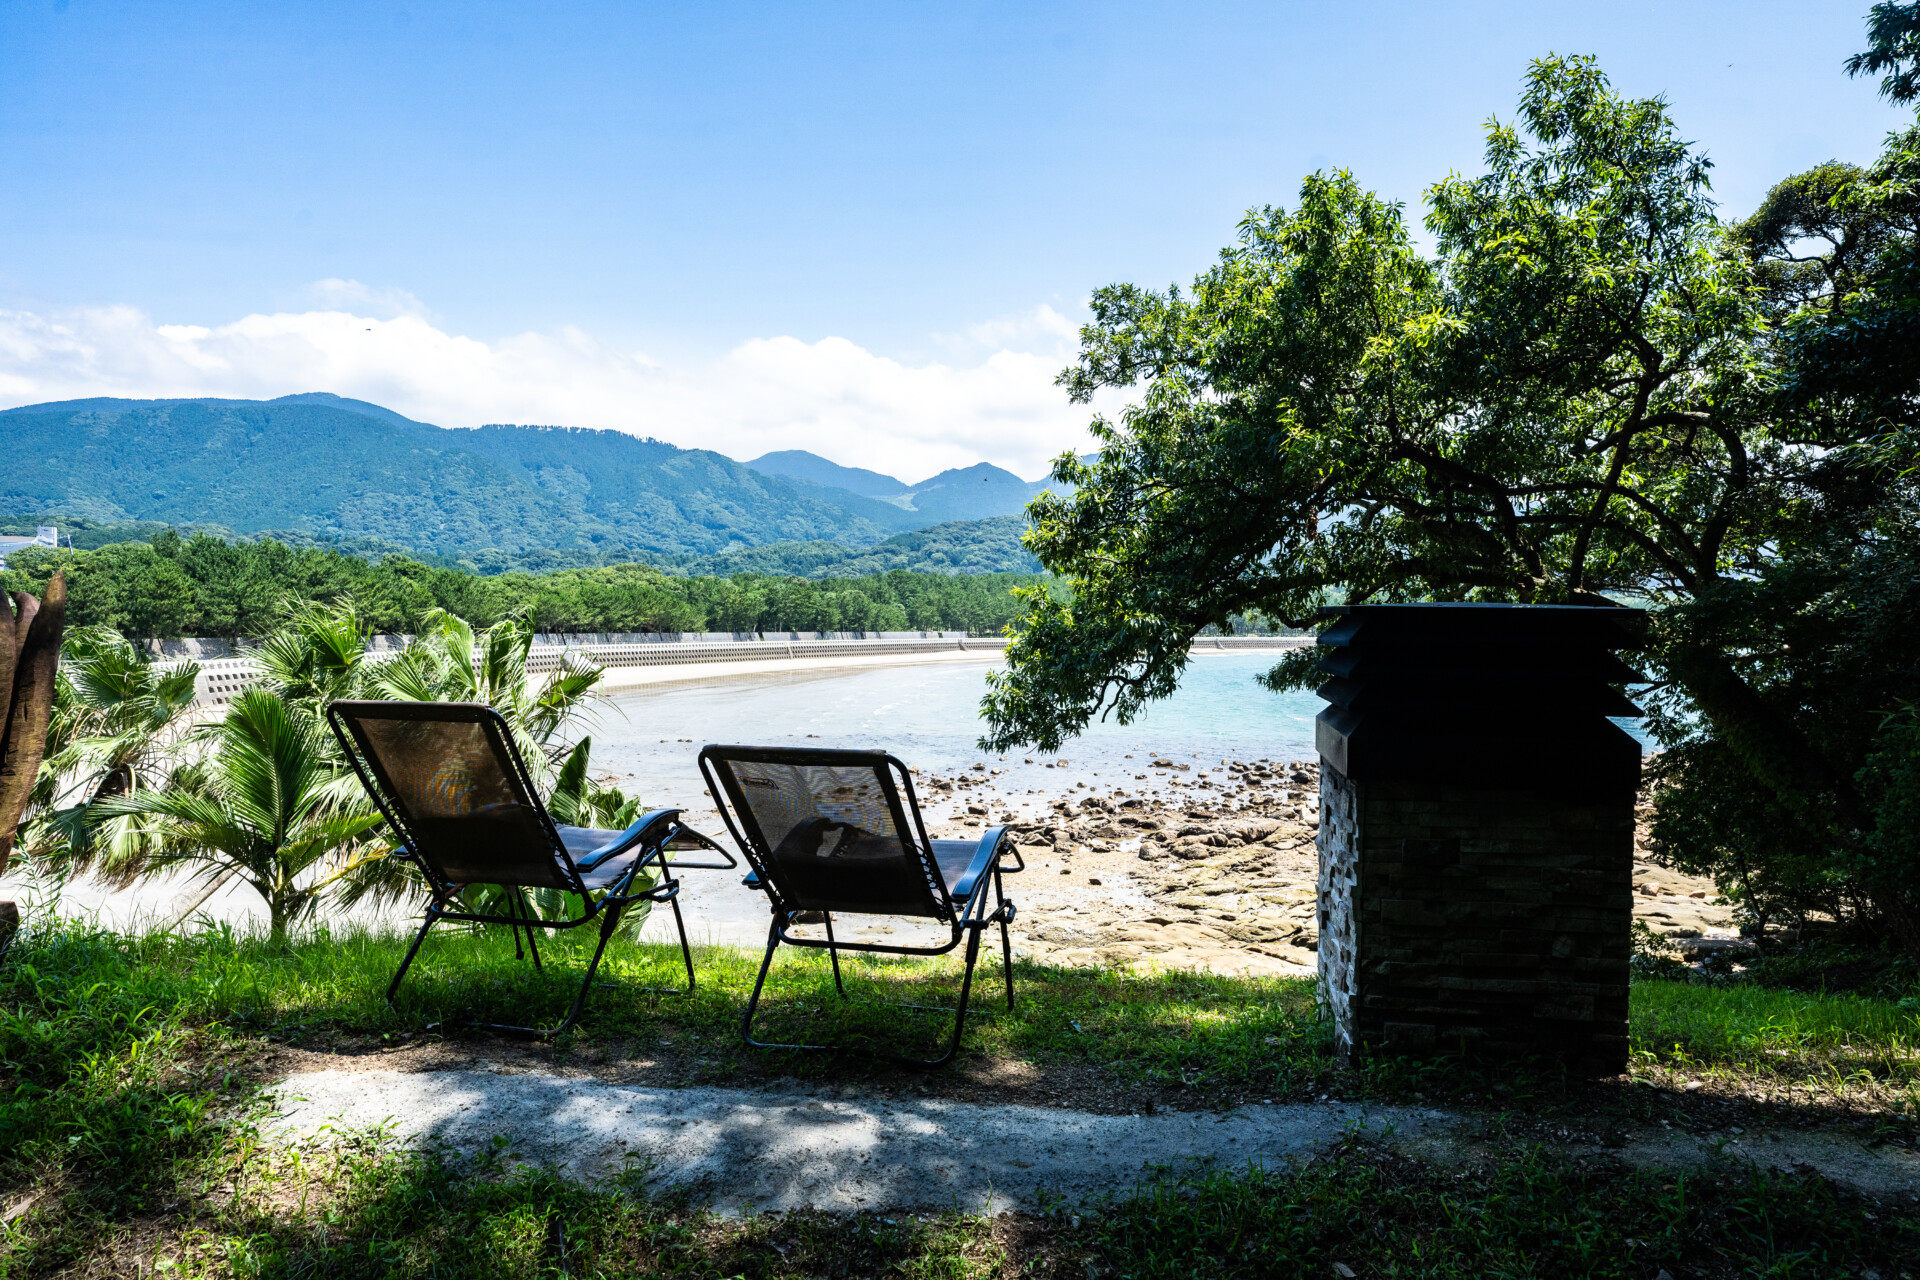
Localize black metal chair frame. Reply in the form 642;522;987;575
698;744;1024;1067
327;700;736;1039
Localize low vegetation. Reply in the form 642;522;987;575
2;918;1917;1276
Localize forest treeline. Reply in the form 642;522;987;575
0;532;1054;638
0;510;1040;578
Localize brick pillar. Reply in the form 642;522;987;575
1313;604;1644;1075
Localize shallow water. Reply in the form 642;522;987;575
589;651;1325;786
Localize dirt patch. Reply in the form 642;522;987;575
256;1032;1194;1117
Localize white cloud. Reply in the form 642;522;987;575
0;297;1118;482
936;303;1081;355
306;278;430;319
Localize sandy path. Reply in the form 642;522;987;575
265;1067;1920;1210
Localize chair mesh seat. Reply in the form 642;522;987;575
349;713;574;890
720;757;943;917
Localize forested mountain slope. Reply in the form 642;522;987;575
0;395;928;558
742;450;910;498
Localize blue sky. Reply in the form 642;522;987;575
1;0;1910;480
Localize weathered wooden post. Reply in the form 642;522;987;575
0;573;66;960
1313;603;1644;1074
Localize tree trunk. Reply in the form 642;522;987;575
1662;638;1872;833
0;574;68;882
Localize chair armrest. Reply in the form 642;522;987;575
949;825;1012;902
657;824;741;871
576;808;682;871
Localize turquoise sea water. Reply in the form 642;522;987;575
591;651;1652;801
595;653;1323;777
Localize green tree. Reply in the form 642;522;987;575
118;547;198;641
988;57;1762;740
978;52;1920;946
1847;0;1920;104
371;608;602;755
1637;32;1920;944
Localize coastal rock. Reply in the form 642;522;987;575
916;758;1718;983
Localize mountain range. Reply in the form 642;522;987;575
742;450;1061;525
0;393;1063;571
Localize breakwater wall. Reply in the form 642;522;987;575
163;632;1310;710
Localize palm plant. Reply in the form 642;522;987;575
20;626;201;876
317;605;650;928
250;597;371;715
93;689;382;943
369;608;603;764
59;600;638;940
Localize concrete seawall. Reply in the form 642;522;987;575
174;634;1311;709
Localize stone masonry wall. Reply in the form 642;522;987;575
1316;766;1362;1058
1317;772;1634;1073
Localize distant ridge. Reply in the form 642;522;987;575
0;396;914;559
745;450;908;498
0;394;1061;569
744;449;1064;522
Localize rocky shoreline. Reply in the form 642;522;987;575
908;755;1733;977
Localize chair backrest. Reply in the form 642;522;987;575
327;700;583;893
699;745;948;919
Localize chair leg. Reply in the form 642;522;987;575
995;872;1015;1011
741;920;779;1045
823;912;846;996
517;892;544;972
593;879;699;998
508;900;526;962
387;910;439;1008
667;883;697;993
741;918;829;1051
735;916;989;1068
926;925;987;1069
548;901;623;1039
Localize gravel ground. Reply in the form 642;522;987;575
265;1066;1920;1211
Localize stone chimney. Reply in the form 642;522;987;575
1314;603;1645;1074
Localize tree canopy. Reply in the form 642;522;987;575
0;533;1050;641
982;43;1920;949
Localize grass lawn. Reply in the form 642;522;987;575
3;918;1918;1277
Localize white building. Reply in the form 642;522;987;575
0;526;58;569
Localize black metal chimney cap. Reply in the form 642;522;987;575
1315;601;1646;649
1311;602;1648;795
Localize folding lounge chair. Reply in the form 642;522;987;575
327;700;735;1038
698;744;1023;1066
